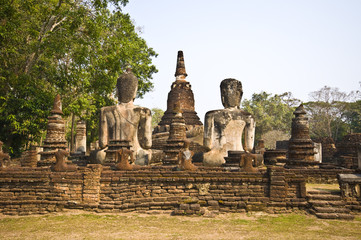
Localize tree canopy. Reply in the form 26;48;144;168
242;91;300;142
304;86;358;141
241;86;361;147
0;0;158;156
151;108;164;129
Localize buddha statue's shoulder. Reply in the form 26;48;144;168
239;110;253;117
205;108;254;118
133;105;151;115
205;109;225;117
100;105;117;112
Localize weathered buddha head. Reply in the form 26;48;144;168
220;78;243;109
117;68;138;103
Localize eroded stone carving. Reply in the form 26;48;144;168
203;79;255;165
240;152;258;173
179;140;197;171
115;148;140;171
52;149;77;172
99;68;152;165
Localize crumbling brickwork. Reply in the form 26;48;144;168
292;168;356;184
338;174;361;212
336;133;361;169
0;165;308;215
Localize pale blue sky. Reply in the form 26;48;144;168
124;0;361;122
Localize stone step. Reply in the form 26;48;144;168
313;206;351;214
307;190;354;220
315;212;354;220
307;190;340;195
308;200;346;207
350;205;361;211
307;194;342;201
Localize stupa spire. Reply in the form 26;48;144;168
174;50;188;80
51;94;63;115
153;50;202;134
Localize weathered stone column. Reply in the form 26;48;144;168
163;108;187;165
313;142;322;163
75;120;87;154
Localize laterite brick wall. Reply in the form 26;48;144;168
0;165;307;215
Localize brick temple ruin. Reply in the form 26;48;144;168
153;51;203;134
0;51;360;220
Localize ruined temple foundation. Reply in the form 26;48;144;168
153;51;202;134
286;104;317;168
38;94;67;167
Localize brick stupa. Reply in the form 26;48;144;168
38;94;67;166
153;51;202;134
286;104;316;168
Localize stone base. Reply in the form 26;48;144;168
288;139;315;161
162;140;184;166
163;150;180;165
104;140;131;165
264;150;287;165
155;110;202;134
224;151;263;168
69;152;88;166
38;151;57;167
223;151;244;167
285;159;319;169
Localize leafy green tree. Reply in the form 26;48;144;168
0;0;157;156
242;92;300;142
151;108;164;129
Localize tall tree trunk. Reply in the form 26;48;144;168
70;113;75;153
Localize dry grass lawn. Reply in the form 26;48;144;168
0;210;360;240
1;184;359;239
